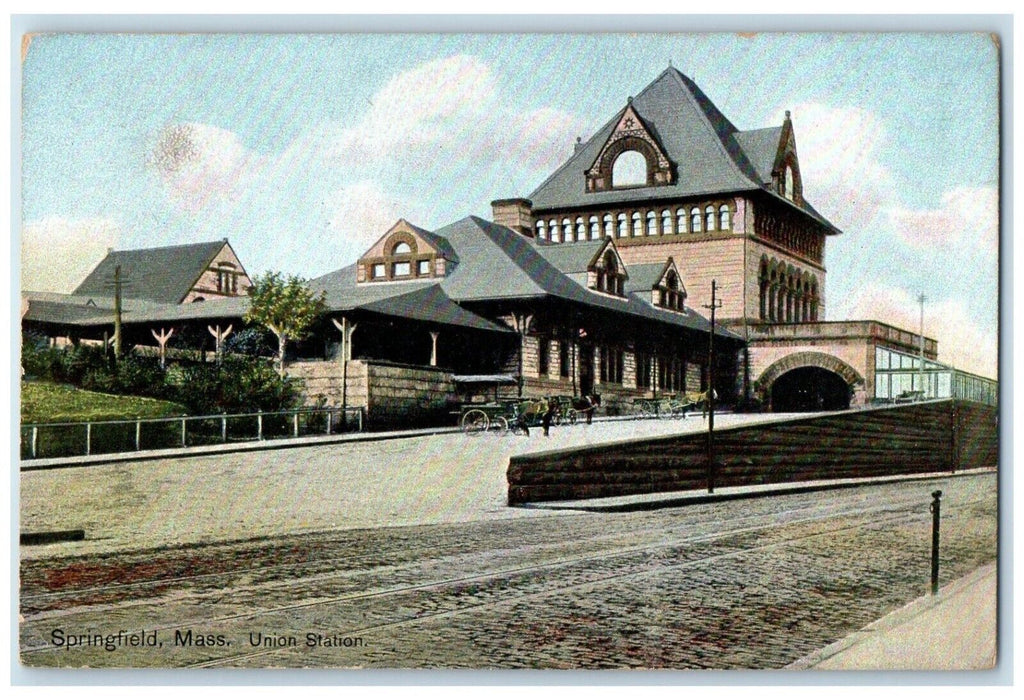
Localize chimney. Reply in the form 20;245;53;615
490;198;535;237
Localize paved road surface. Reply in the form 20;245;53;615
19;471;996;669
20;412;801;558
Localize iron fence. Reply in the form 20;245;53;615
20;406;364;460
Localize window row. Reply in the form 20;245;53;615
537;339;572;379
635;353;688;392
370;259;433;279
758;257;819;323
756;210;823;262
536;204;734;244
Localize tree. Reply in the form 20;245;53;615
244;272;328;375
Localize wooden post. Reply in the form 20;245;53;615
293;412;299;437
429;331;440;367
257;412;263;440
181;417;187;447
207;324;233;365
221;413;227;443
151;327;175;369
85;422;92;456
135;419;141;451
31;426;38;458
332;317;358;423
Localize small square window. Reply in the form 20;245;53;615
393;261;411;277
372;263;386;278
418;260;431;276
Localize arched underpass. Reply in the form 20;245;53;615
770;366;851;412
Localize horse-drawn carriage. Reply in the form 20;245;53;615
630;390;715;420
457;394;601;435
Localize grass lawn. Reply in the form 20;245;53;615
21;382;188;424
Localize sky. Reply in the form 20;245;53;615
18;32;1000;378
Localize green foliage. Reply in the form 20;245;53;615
165;356;299;415
21;382;187;423
223;326;274;357
244;271;328;372
21;341;298;418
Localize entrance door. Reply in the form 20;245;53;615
579;345;594;396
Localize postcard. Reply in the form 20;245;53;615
16;27;1000;674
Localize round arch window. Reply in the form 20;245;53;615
611;150;647;187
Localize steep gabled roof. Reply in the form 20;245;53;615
434;217;740;340
528;67;839;233
733;126;784;186
530;67;760;209
309;264;509;333
532;239;608;274
73;240;228;304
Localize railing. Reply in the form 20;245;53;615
20;406;364;461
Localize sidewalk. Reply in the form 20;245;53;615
787;562;998;671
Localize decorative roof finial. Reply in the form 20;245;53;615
785;110;791;120
668;58;673;68
627;95;633;104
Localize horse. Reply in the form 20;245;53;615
572;393;602;424
681;390;718;419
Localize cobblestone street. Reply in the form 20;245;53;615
20;471;996;670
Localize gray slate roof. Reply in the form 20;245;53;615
309;266;510;333
73;240;228;304
624;262;670;294
434;217;740;340
733;126;784;185
528;67;839;233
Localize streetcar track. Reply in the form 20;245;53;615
20;494;933;619
21;487;941;608
20;495;964;659
184;506;943;668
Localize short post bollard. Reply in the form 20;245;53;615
930;490;942;595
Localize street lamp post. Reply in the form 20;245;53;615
703;279;723;494
918;293;927;398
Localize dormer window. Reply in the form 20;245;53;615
592;249;626;297
357;219;453;283
586;102;674;193
653;260;687;312
784;165;795;201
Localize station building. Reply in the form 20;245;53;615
21;67;997;422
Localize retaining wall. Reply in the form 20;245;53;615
507;400;998;505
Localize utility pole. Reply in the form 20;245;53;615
702;279;723;494
918;293;926;398
102;265;132;361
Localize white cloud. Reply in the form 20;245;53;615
787;103;895;233
323;54;585;176
835;282;997;380
886;185;998;252
324;181;408;256
149;122;262;214
21;217;120;293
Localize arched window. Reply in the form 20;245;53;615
784;166;795;201
631;212;642;237
661;210;672;235
589;216;600;240
536;220;547;240
392;241;412;255
617;213;627;238
611;150;647;187
677;208;686;233
759;260;769;320
576;217;586;241
562;218;572;243
646;211;657;236
603;214;613;238
549;219;560;243
705;206;716;232
719;204;731;232
691;207;702;233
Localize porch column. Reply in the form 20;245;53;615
151;327;175;369
207;324;233;365
429;331;440;367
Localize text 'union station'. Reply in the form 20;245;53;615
22;67;997;425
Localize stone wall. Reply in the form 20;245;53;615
508;400;998;504
287;359;454;429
